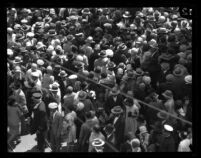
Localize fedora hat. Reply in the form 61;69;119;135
49;82;59;91
68;74;78;80
157;111;169;120
110;86;120;96
66;34;75;42
58;70;68;77
48;102;58;109
78;91;87;101
123;11;131;18
139;126;148;134
81;8;91;15
35;22;43;28
107;62;116;69
85;36;95;43
13;56;23;64
111;106;123;114
47;29;57;37
135;68;144;76
173;67;185;77
162;90;173;99
37;59;44;66
158;27;169;34
92;138;105;147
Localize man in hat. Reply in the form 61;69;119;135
94;50;109;71
105;86;124;115
30;92;48;152
157;124;176;152
48;102;63;152
26;63;43;82
24;32;37;47
48;82;61;110
81;36;94;59
91;138;105;152
109;105;125;150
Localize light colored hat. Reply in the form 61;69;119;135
148;39;158;48
7;49;13;56
130;138;140;148
7;27;13;33
77;102;85;111
58;70;67;77
48;102;58;109
142;76;151;84
36;42;46;49
139;126;148;134
123;11;131;18
21;19;28;24
26;32;34;38
103;23;112;28
184;75;192;84
158;16;166;23
13;56;23;64
106;49;114;57
47;45;54;52
164;124;174;132
92;138;105;147
111;106;123;114
76;55;84;62
85;36;95;43
31;71;40;77
26;42;32;47
49;82;59;91
46;66;53;71
68;74;78;80
37;59;44;66
14;66;21;73
162;90;173;99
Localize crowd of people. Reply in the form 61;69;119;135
7;7;192;152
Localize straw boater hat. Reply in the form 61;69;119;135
85;36;95;43
36;59;44;66
78;91;87;101
58;70;68;77
92;138;105;147
111;106;123;114
36;42;46;49
162;90;173;99
164;124;174;132
173;67;185;77
26;32;34;38
48;102;58;110
49;82;59;92
139;126;148;135
148;39;158;48
68;74;78;80
13;56;23;64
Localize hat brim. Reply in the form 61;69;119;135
81;10;91;15
173;70;184;77
47;33;57;37
49;88;59;92
13;60;23;64
123;14;131;18
92;141;105;147
111;108;123;114
78;95;87;101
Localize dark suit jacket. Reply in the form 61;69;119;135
105;95;124;115
57;77;69;102
30;101;48;134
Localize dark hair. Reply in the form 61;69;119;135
14;82;21;89
101;72;107;79
8;95;16;106
93;124;101;133
85;111;92;119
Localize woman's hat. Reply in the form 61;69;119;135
58;70;68;77
92;138;105;147
49;82;59;91
111;106;123;114
162;90;173;99
78;91;87;101
184;75;192;84
48;102;58;109
123;11;131;18
13;56;23;64
173;67;185;77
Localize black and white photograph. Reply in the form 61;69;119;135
7;7;193;153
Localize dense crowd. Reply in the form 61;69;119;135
7;7;192;152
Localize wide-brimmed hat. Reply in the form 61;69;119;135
81;8;91;15
47;29;57;37
49;82;59;91
68;74;78;80
184;75;192;84
58;70;68;77
78;91;87;101
13;56;23;64
48;102;58;109
157;111;169;120
110;86;120;96
36;42;46;49
35;22;43;29
123;11;131;18
173;67;185;77
162;90;173;99
111;106;123;114
148;39;158;48
36;59;44;66
85;36;95;43
26;32;34;38
92;138;105;147
135;68;144;76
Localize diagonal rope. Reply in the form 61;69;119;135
40;57;192;126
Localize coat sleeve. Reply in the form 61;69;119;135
56;114;63;137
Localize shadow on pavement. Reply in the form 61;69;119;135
26;145;40;152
